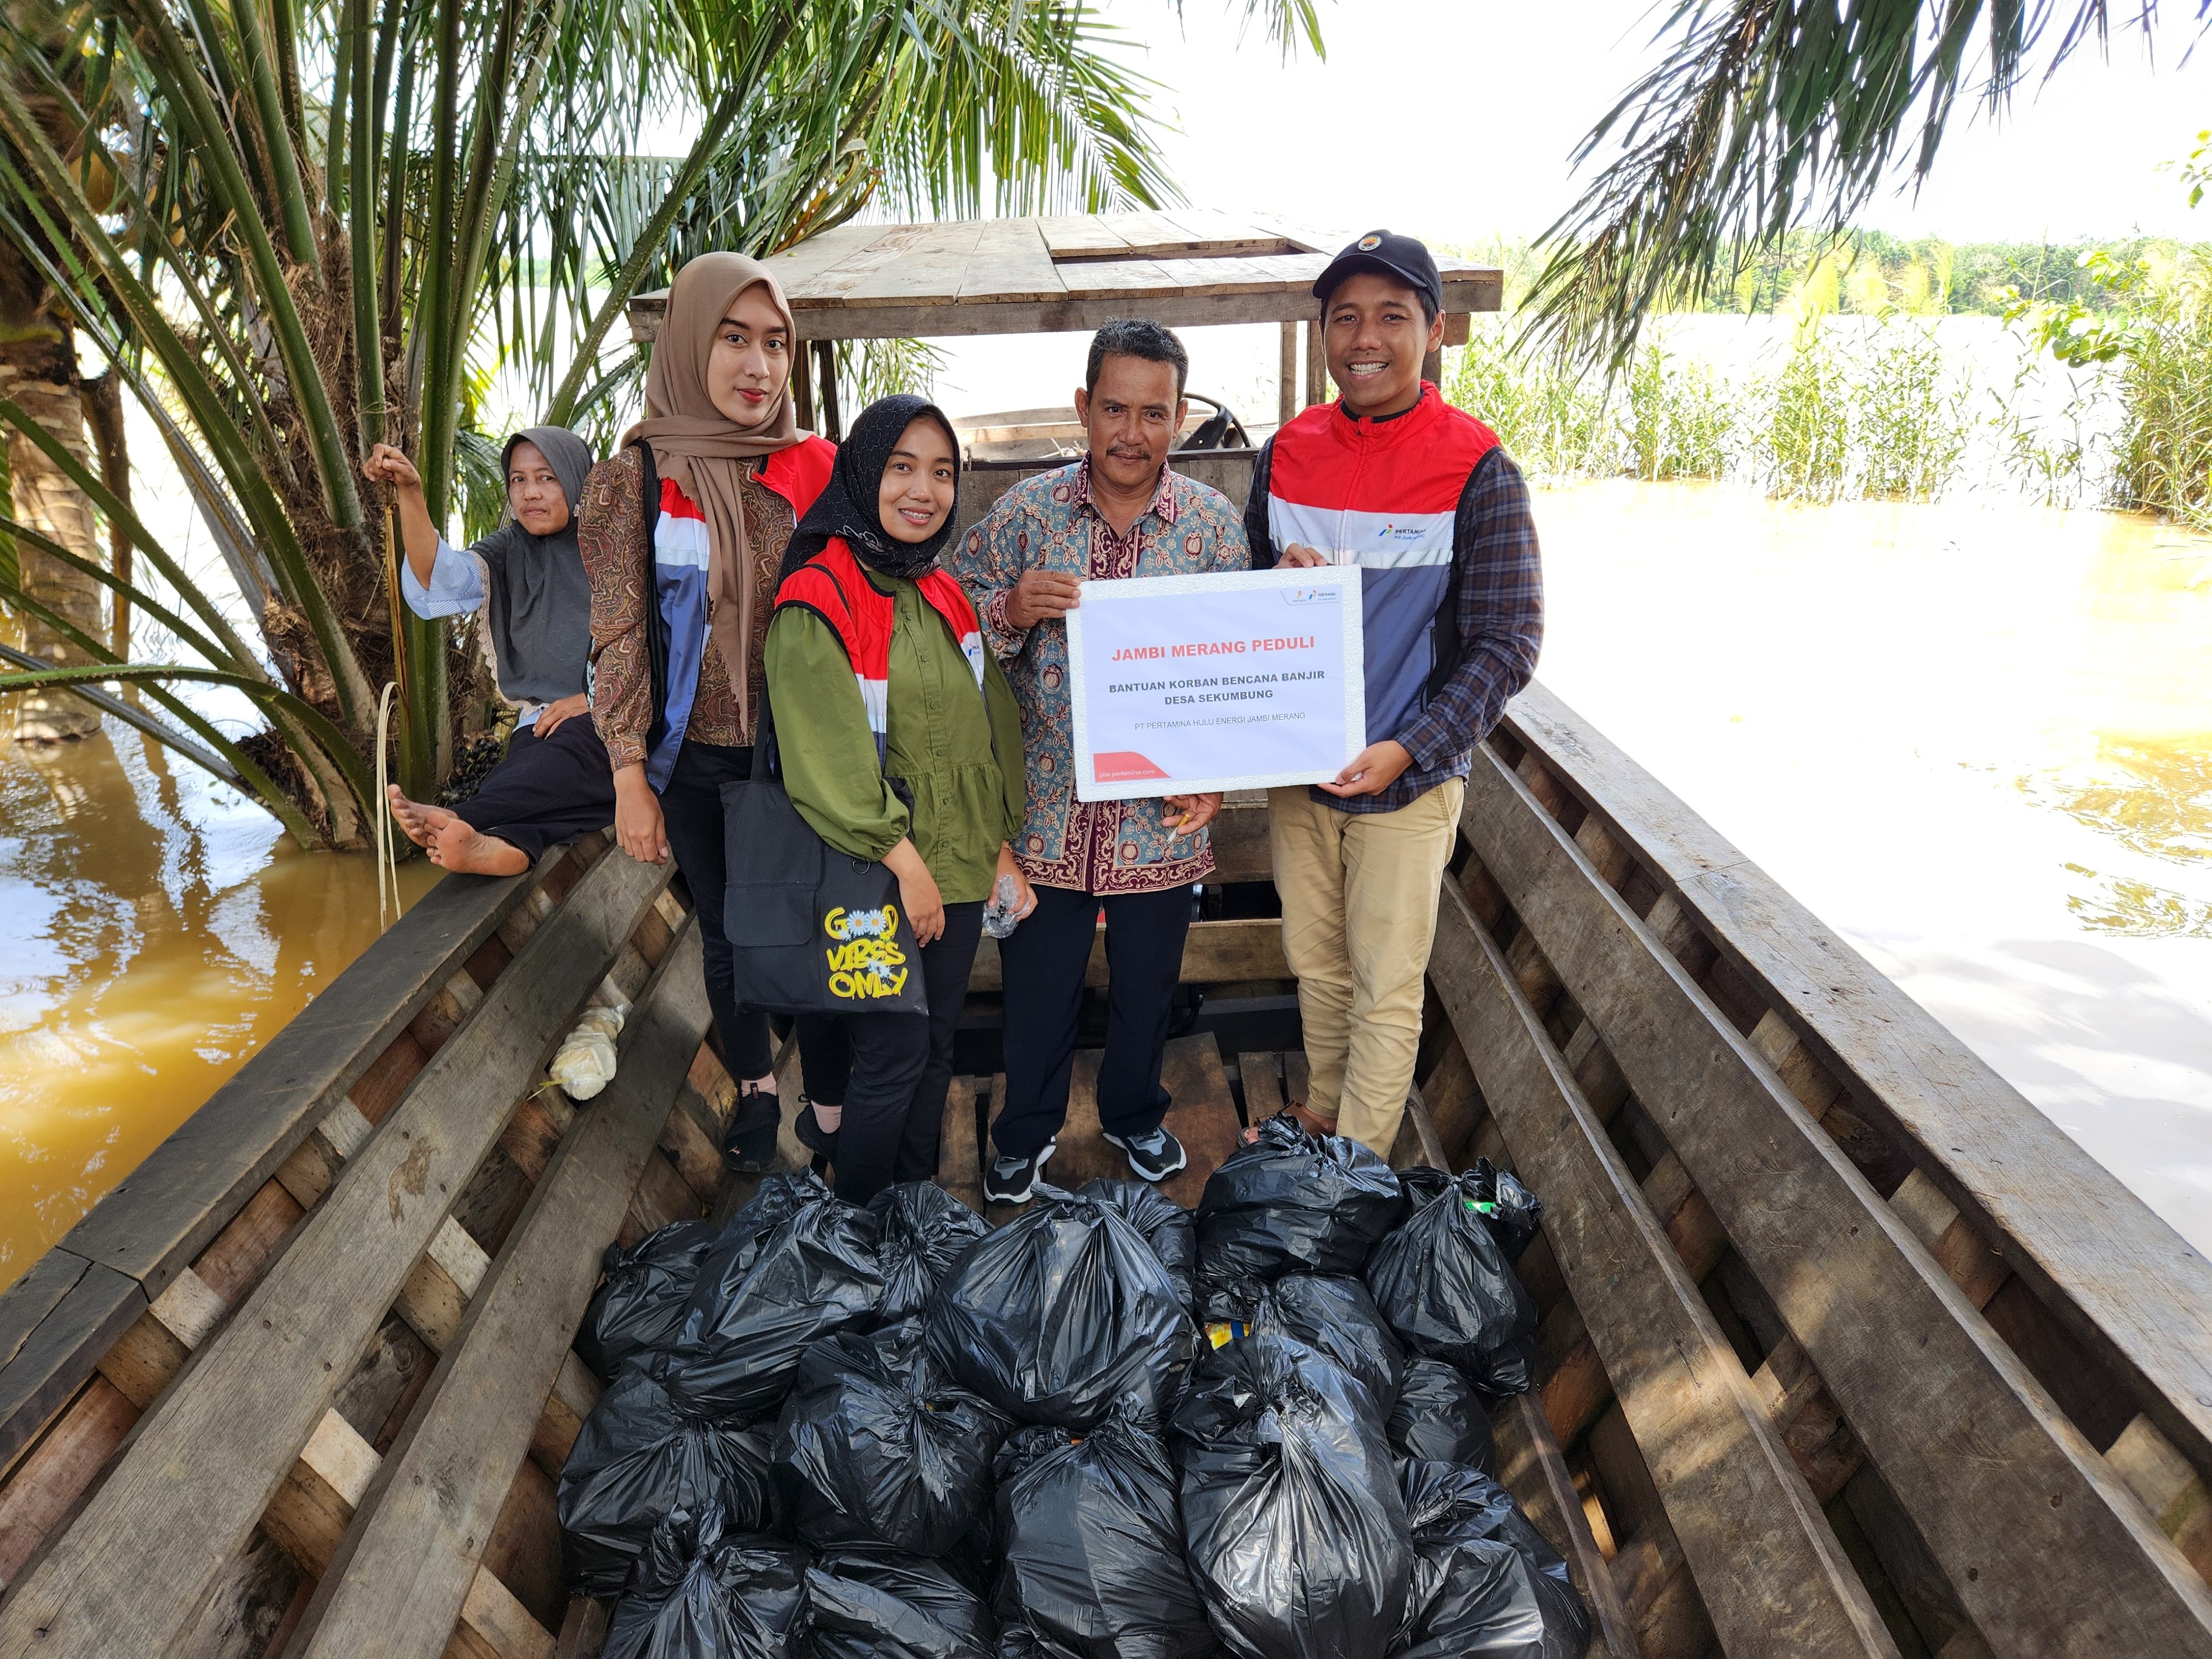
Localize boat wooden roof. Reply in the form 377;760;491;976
628;210;1505;343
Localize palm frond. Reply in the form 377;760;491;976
1525;1;2190;368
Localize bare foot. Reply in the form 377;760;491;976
428;814;529;875
385;783;445;849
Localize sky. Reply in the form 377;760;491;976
1089;0;2211;245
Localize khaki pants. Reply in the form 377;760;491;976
1268;778;1464;1156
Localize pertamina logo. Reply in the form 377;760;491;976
822;904;909;999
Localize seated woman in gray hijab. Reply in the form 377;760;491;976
363;426;614;875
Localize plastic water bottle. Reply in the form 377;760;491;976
981;873;1024;939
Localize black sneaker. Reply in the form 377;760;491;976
722;1088;781;1173
792;1095;839;1162
1103;1126;1186;1183
984;1139;1055;1205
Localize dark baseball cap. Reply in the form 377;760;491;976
1312;229;1442;316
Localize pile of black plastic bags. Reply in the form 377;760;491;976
559;1112;1591;1659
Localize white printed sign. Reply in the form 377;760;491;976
1066;566;1365;801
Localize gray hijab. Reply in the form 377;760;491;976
474;425;596;705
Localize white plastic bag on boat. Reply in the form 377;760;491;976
550;1004;625;1100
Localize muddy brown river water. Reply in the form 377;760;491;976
2;481;2206;1287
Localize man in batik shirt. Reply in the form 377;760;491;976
953;319;1251;1203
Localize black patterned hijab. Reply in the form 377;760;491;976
782;394;961;583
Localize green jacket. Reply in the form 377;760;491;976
763;570;1026;905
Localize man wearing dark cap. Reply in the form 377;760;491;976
1244;229;1543;1156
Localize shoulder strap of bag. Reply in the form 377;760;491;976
630;439;670;760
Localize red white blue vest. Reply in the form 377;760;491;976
1262;384;1499;744
774;539;985;763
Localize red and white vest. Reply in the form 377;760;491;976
1262;384;1499;745
774;539;985;762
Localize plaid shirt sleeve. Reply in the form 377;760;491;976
1362;447;1543;810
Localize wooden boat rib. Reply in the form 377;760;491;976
2;215;2208;1658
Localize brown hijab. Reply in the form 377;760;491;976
619;251;804;731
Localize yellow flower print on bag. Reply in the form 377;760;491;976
823;904;910;999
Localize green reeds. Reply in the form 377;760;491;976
1625;345;1733;482
1445;316;1972;503
2108;253;2212;529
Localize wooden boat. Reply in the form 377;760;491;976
2;215;2209;1659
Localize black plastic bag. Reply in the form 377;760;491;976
1467;1334;1537;1400
1396;1166;1452;1206
723;1172;827;1265
1171;1333;1411;1659
872;1182;989;1323
580;1220;723;1383
1078;1178;1198;1315
1465;1160;1544;1260
927;1186;1194;1431
797;1545;997;1659
1201;1273;1404;1420
992;1416;1213;1659
1389;1359;1494;1472
1364;1168;1535;1385
559;1363;775;1596
772;1321;1008;1552
1398;1462;1590;1659
1395;1473;1548;1659
667;1173;885;1420
604;1502;810;1659
1194;1114;1403;1294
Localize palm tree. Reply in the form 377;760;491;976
1527;1;2179;367
1;8;107;743
0;0;1326;847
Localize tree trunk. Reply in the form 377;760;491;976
80;369;132;657
1;331;106;742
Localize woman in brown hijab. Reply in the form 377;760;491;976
580;252;837;1166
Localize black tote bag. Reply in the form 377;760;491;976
718;695;928;1017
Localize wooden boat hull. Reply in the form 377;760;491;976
2;685;2209;1659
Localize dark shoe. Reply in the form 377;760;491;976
984;1139;1055;1205
723;1087;781;1173
1103;1126;1186;1183
793;1095;839;1162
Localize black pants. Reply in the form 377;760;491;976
658;740;775;1081
992;883;1192;1160
453;715;616;862
804;901;984;1206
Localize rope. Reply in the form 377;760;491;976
374;497;409;933
374;681;401;931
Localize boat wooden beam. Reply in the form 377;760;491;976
290;922;709;1659
1460;737;2212;1656
1429;874;1901;1656
0;849;671;1659
1491;1391;1641;1659
1504;682;2212;1473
